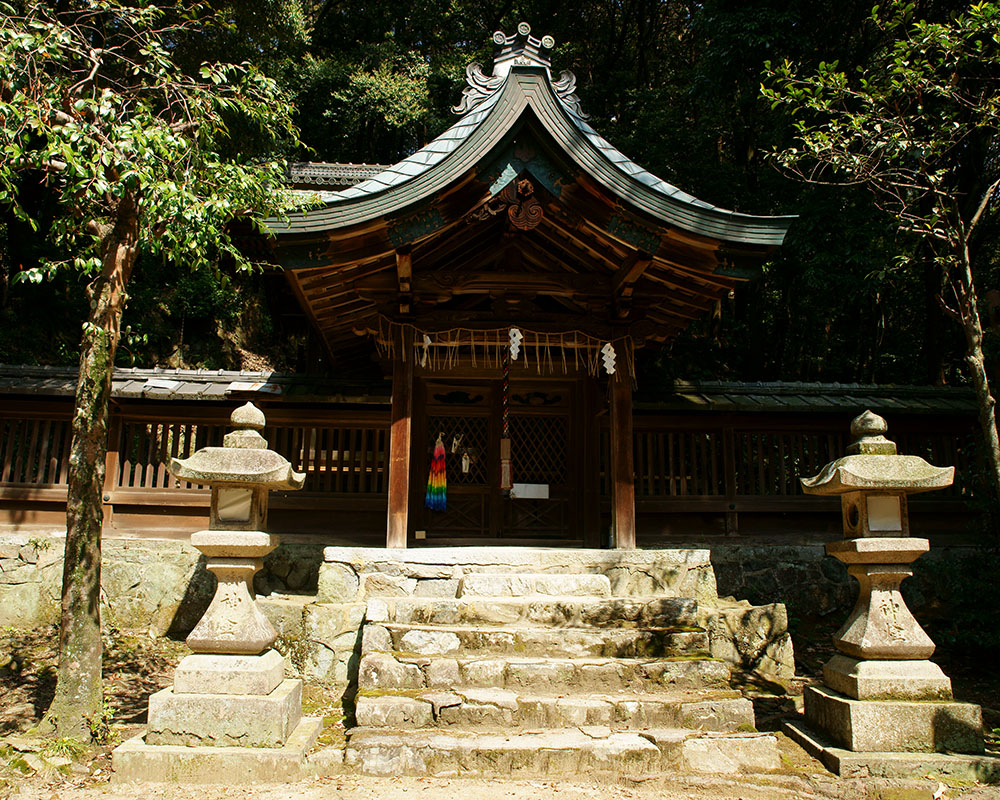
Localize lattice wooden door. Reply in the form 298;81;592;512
417;379;579;543
422;413;491;537
503;414;570;539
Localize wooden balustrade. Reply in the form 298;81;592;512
0;405;977;534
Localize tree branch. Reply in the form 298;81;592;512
937;291;962;323
67;48;104;97
169;119;200;135
968;177;1000;240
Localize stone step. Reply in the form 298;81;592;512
456;572;612;598
322;546;719;603
365;595;698;629
358;652;731;693
363;622;708;659
354;688;753;732
344;727;780;777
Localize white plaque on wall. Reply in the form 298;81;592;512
511;483;549;499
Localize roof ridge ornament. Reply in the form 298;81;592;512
452;22;588;119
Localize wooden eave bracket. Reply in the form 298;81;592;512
396;247;413;314
612;251;652;319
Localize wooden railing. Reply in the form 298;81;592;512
0;415;74;487
599;416;974;512
111;418;390;495
1;403;977;533
0;404;391;531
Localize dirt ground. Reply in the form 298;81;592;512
5;760;1000;800
2;622;999;800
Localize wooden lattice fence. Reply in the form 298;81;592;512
0;402;979;534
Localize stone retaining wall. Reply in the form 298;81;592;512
2;531;981;682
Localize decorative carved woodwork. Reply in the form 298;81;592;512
468;178;543;231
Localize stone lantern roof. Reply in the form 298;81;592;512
169;402;306;490
800;410;954;496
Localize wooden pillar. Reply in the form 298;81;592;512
609;372;635;549
387;331;414;548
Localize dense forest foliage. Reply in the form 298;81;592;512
2;0;997;387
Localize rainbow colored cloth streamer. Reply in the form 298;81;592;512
425;435;447;511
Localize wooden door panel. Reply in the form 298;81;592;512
416;378;582;544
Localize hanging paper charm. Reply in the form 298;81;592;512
509;327;523;361
425;433;447;511
420;334;432;368
601;342;617;375
451;433;463;454
461;451;471;474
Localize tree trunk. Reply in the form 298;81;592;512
954;255;1000;518
44;194;138;741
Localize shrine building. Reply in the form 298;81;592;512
0;26;977;551
265;24;794;549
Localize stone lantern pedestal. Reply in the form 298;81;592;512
113;404;322;783
784;412;997;780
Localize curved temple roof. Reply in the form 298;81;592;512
265;24;795;363
270;25;793;246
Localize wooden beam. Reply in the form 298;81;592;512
609;371;635;549
360;312;620;339
283;271;338;363
386;329;414;548
612;251;653;319
612;252;653;297
357;270;616;298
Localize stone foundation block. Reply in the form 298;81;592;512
460;659;506;686
823;654;952;701
680;698;755;732
804;685;983;754
146;679;302;747
643;658;730;688
317;563;360;602
681;732;780;773
358;653;424;689
702;600;794;680
173;650;285;696
784;719;1000;782
112;717;323;784
355;696;433;727
458;574;534;597
413;579;460;598
426;658;460;688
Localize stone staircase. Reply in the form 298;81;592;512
342;566;783;778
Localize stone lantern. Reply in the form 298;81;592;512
114;403;320;782
168;401;305;655
785;411;986;774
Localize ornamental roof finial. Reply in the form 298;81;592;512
491;22;555;79
453;23;587;119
